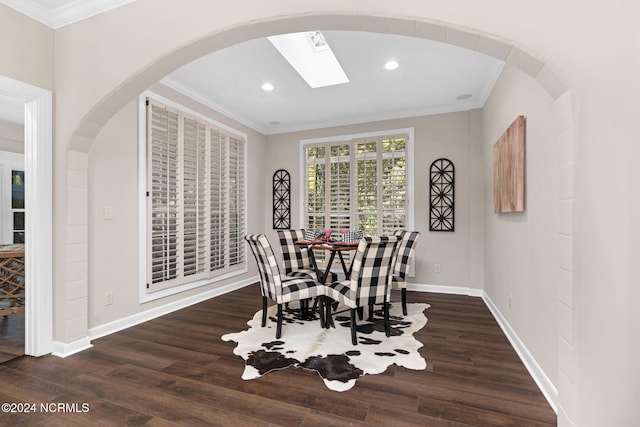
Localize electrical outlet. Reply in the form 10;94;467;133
104;291;113;306
434;263;441;273
103;205;113;220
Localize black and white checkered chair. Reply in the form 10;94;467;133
277;229;338;283
245;234;326;338
392;231;421;315
325;236;400;345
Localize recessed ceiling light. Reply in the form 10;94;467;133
456;93;472;100
262;83;274;91
267;31;349;88
384;60;399;70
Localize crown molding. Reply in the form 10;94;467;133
159;77;270;135
0;0;135;29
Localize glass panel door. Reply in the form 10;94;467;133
11;170;25;243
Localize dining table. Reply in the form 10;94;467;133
295;239;359;284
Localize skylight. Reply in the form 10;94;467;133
267;31;349;89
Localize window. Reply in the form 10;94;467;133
302;129;413;237
0;152;25;245
143;96;246;294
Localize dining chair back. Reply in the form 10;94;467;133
276;229;312;276
325;235;400;345
391;231;421;315
277;229;337;282
245;233;326;338
351;236;401;307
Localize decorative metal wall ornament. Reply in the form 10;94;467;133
272;169;291;229
429;158;455;232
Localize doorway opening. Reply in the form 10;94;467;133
0;149;26;362
0;74;53;357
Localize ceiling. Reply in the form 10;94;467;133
162;31;504;134
0;0;505;134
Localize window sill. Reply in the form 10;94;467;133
140;267;248;304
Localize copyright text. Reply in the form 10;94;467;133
2;402;90;413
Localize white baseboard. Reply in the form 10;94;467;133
481;291;558;413
88;276;258;341
52;336;93;358
408;283;483;297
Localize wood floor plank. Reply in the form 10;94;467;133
417;395;554;426
106;363;310;427
366;403;474;427
301;410;373;427
0;314;24;363
65;372;266;426
0;366;153;426
0;284;556;425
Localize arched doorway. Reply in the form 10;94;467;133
64;12;575;416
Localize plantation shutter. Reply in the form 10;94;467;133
304;132;408;238
304;145;327;231
146;98;246;292
380;135;407;235
210;128;225;273
148;102;180;290
182;115;209;280
228;134;246;267
355;137;379;236
328;142;351;233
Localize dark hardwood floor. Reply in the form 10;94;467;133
0;314;24;363
0;284;556;426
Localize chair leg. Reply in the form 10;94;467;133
325;298;333;328
261;297;268;327
350;308;358;345
318;297;325;328
384;302;390;337
368;304;374;321
276;304;283;339
300;299;308;319
357;306;364;320
402;288;407;316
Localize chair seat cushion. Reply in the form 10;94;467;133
286;269;317;280
280;276;325;304
325;280;356;308
287;269;338;283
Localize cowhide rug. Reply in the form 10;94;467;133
221;301;430;391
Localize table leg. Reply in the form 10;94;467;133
307;249;324;283
336;250;351;279
322;251;337;283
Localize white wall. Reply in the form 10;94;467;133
482;64;559;387
265;110;485;290
0;4;53;90
87;83;266;328
0;120;24;153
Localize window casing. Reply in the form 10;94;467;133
302;129;413;238
143;96;246;295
